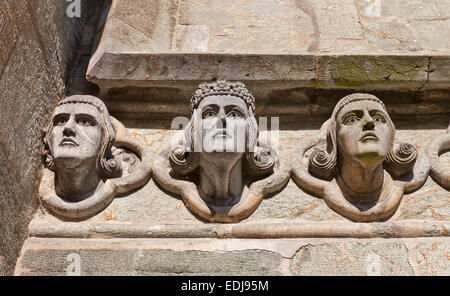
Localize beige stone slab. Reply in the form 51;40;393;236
87;0;450;106
95;0;450;55
15;237;450;275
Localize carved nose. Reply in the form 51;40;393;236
362;115;375;131
63;118;76;137
217;108;227;128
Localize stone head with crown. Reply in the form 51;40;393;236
153;80;289;222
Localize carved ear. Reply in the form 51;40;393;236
308;119;337;181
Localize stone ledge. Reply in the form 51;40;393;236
87;0;450;117
87;53;450;117
87;53;449;90
29;220;449;239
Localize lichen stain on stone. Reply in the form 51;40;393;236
331;56;423;82
103;207;118;221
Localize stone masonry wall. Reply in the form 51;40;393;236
0;0;107;275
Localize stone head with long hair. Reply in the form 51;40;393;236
153;81;289;222
293;93;428;222
43;95;122;202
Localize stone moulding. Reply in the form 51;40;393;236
292;94;431;222
426;124;450;190
28;220;449;239
40;117;152;220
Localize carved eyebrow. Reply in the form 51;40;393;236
53;112;69;118
368;110;386;116
341;110;363;120
200;104;219;112
75;113;98;124
52;113;70;122
224;104;247;114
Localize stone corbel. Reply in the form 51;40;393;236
152;81;290;223
40;96;152;221
292;94;430;222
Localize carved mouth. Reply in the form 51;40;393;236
359;132;379;142
213;129;231;139
60;138;78;146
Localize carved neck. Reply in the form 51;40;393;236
336;154;384;200
54;161;103;202
198;154;244;205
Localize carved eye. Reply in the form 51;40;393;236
227;110;243;118
77;118;94;126
202;110;217;119
343;116;359;125
372;114;386;123
54;118;67;126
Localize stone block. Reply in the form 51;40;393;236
290;240;415;275
16;238;449;275
17;238;283;276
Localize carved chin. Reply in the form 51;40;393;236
353;151;386;165
53;153;97;169
203;139;241;153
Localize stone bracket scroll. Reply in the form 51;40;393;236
426;124;450;190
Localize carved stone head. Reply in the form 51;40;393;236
153;81;289;222
170;80;275;182
293;93;428;222
44;95;121;183
41;95;151;220
309;93;416;181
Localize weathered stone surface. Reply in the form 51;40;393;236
356;0;450;52
357;0;447;19
178;0;316;53
0;0;107;275
87;0;450;110
0;0;64;275
405;239;450;276
290;240;414;275
290;238;449;276
16;238;284;276
28;219;450;239
4;0;450;277
15;237;449;276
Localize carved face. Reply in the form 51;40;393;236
49;103;103;169
336;100;392;166
197;95;249;154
